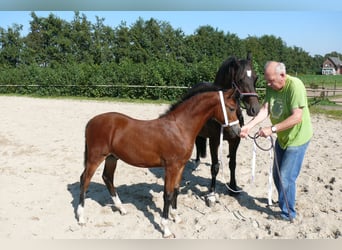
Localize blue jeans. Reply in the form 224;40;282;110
273;139;310;220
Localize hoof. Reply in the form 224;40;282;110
170;208;182;224
161;218;175;239
163;232;176;239
77;217;86;226
112;205;127;215
119;208;127;215
78;221;86;227
226;184;242;196
205;192;217;207
206;199;216;207
228;190;240;196
192;159;201;170
172;215;182;224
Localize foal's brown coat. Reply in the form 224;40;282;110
77;88;239;237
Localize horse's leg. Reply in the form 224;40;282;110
169;164;185;224
194;137;201;167
160;165;183;238
209;136;220;193
227;137;241;194
161;188;174;238
194;136;206;168
77;155;104;225
102;155;127;215
169;188;181;223
227;105;242;193
206;136;220;207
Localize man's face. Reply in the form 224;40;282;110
264;65;285;91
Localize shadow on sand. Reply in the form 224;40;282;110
67;159;276;235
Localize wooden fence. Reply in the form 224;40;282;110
1;84;342;103
305;87;342;103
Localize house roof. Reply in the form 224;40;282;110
328;57;342;67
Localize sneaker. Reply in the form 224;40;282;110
278;214;295;222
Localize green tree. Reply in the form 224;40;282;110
69;11;93;63
128;17;149;63
0;24;23;67
224;32;245;59
25;12;74;66
0;11;340;99
186;25;227;62
91;16;116;64
259;35;286;62
113;21;130;64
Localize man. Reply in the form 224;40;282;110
240;61;312;221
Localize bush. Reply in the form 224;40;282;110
0;58;220;100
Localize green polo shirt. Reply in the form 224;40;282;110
265;74;313;149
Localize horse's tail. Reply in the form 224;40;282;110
83;124;88;169
83;142;88;168
196;136;207;158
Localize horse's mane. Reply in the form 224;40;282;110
214;56;252;88
214;56;238;87
160;82;223;117
218;56;238;72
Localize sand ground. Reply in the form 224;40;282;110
0;96;341;239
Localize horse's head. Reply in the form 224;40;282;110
214;52;260;117
219;89;241;136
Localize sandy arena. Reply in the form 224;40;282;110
0;96;341;239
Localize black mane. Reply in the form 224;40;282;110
214;56;252;88
214;56;238;88
160;82;223;117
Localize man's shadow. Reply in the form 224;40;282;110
232;191;277;217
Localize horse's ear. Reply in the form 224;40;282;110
231;56;239;68
247;51;252;61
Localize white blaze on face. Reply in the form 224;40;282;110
247;70;252;78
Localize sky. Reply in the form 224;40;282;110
0;10;341;57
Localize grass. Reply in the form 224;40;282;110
0;81;342;120
309;97;342;120
288;74;342;119
309;106;342;120
299;74;342;88
0;93;172;105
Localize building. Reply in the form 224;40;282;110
322;56;342;75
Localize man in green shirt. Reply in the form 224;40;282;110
240;61;312;221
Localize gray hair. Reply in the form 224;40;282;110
264;61;286;74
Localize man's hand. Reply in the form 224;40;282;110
240;125;250;138
258;127;273;138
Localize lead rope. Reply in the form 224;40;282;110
251;133;273;206
249;132;293;223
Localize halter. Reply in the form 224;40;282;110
232;82;259;99
218;91;239;127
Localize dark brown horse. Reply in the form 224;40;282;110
194;52;260;204
77;86;240;238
